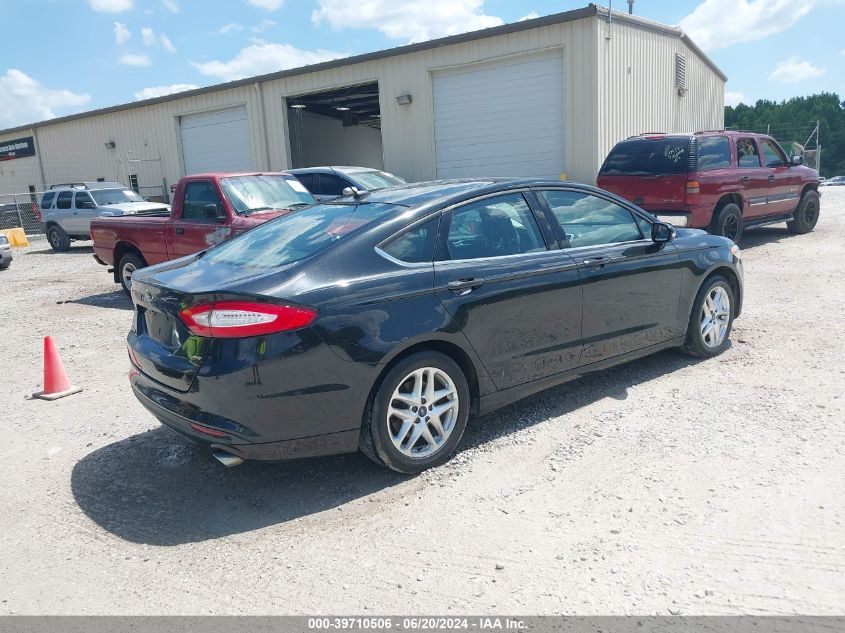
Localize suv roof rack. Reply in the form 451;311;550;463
49;182;87;189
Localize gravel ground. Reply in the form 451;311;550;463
1;189;843;616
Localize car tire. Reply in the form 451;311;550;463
682;276;735;358
786;190;820;235
47;225;71;252
118;252;146;294
360;351;470;474
710;203;743;243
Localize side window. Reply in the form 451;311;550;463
737;138;761;168
320;174;348;197
698;136;731;170
56;191;73;209
539;190;643;248
760;139;787;168
182;181;223;220
40;192;56;209
444;193;546;261
295;173;315;193
74;192;94;209
381;216;440;263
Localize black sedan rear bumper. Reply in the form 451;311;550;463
131;374;360;461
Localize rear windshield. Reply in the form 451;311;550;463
600;137;691;176
201;202;400;269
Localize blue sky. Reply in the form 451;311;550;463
0;0;843;129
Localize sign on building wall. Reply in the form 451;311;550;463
0;136;36;161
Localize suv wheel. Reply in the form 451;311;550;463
118;252;146;294
682;276;735;358
360;351;470;474
711;203;743;243
47;225;71;252
787;190;820;235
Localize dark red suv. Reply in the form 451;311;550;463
597;131;820;242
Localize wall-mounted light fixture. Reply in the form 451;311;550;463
290;103;306;109
104;141;116;149
395;94;412;106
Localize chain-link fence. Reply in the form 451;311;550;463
0;183;169;235
0;192;43;235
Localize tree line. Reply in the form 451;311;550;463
724;93;845;177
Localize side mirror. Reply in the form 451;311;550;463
78;201;95;209
651;222;674;243
790;155;804;166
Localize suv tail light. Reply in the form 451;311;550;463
179;301;317;338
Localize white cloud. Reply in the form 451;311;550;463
679;0;812;51
134;83;200;100
725;91;745;107
518;11;539;21
769;56;826;82
246;0;283;9
162;0;179;13
141;27;156;46
0;69;90;127
253;18;276;32
113;21;131;45
312;0;504;43
89;0;133;12
119;53;151;67
140;27;175;51
191;42;343;81
216;23;244;35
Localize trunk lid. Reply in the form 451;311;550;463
598;135;694;211
598;174;689;211
128;278;212;392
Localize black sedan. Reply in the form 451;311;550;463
127;179;743;473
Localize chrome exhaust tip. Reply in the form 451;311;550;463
212;450;244;468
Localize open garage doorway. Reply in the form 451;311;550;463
286;82;383;170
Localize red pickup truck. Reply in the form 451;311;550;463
597;131;820;243
92;172;315;292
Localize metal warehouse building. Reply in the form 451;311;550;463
0;4;725;206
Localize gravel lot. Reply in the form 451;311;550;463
1;189;843;616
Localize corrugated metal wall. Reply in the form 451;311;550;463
596;17;725;177
0;12;725;196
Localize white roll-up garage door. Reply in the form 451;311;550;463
433;49;565;179
180;107;252;174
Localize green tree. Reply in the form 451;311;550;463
724;93;845;177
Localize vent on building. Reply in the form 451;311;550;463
675;53;687;95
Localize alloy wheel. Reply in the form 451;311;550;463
122;261;137;289
387;367;460;458
804;199;818;225
723;215;740;241
700;286;731;348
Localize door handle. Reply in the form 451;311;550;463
582;256;611;268
447;278;485;295
768;174;775;181
740;176;750;184
175;227;185;234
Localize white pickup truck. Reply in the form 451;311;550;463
40;181;170;251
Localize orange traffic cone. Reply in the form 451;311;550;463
32;336;82;400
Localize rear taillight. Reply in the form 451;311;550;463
179;301;316;338
685;180;700;195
